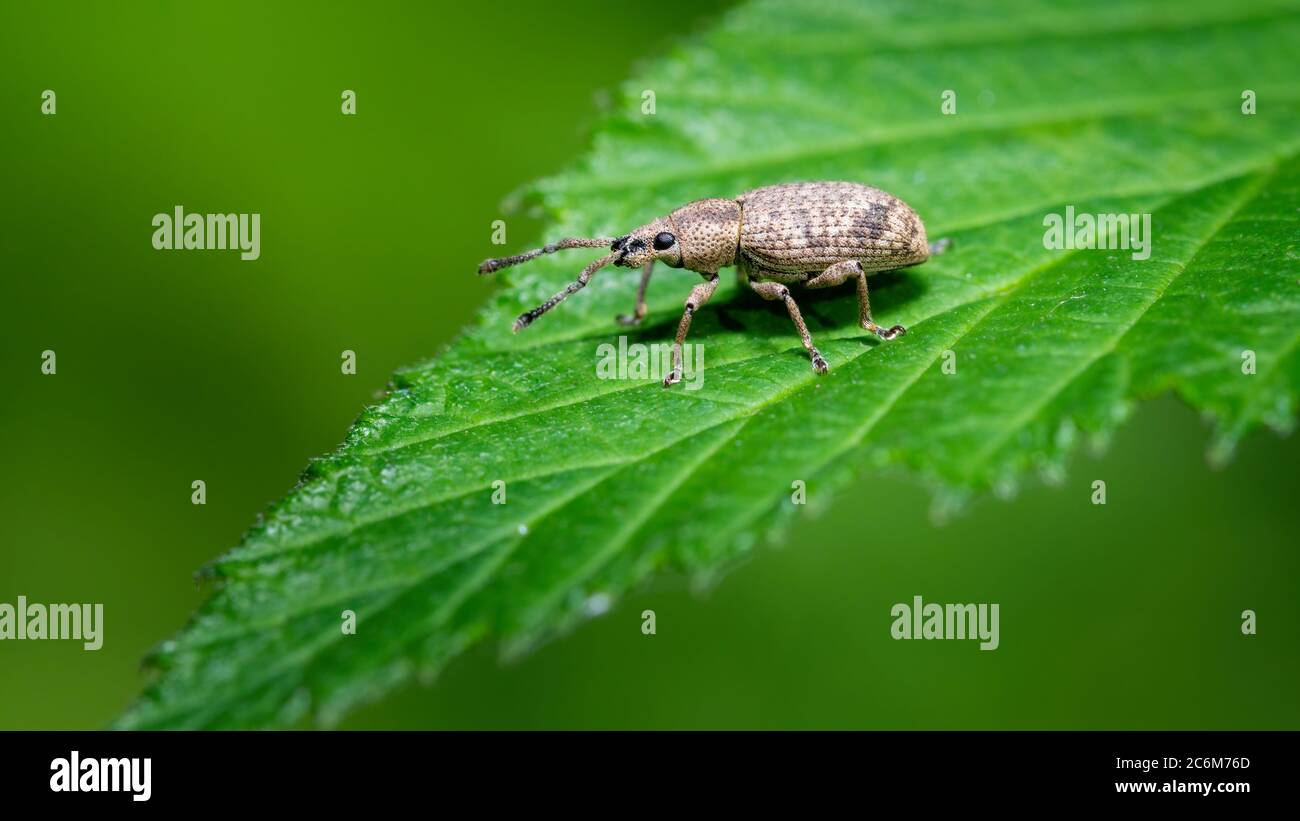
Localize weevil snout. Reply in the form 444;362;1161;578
610;220;682;269
610;234;645;264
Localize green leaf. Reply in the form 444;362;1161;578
119;0;1300;728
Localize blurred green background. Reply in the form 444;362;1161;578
2;0;1296;729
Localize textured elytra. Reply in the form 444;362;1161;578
737;181;929;275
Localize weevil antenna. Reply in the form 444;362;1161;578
513;251;620;332
478;237;616;275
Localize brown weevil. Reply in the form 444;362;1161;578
479;181;951;387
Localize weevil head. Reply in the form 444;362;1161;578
610;198;741;273
609;217;678;270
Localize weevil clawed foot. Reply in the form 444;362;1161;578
663;368;683;388
616;313;643;327
810;350;829;374
928;237;953;256
863;321;906;341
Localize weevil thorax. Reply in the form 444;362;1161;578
611;198;741;273
669;198;741;272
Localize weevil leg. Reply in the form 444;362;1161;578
805;260;905;341
928;237;953;255
663;273;720;388
747;276;828;374
616;260;655;326
804;259;859;289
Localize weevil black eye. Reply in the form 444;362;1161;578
653;232;676;251
611;235;629;251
